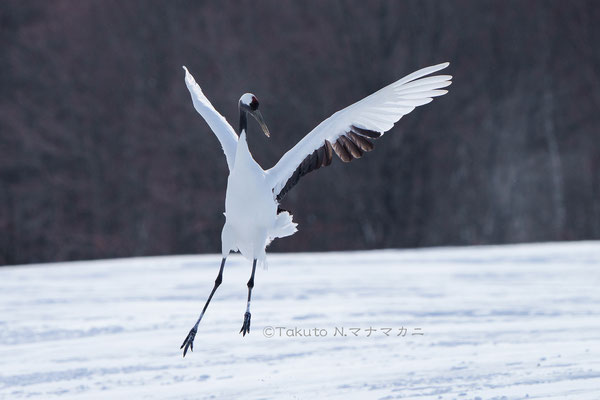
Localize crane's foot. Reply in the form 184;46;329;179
240;311;251;336
180;326;197;357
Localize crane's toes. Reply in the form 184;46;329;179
239;311;251;336
180;326;197;357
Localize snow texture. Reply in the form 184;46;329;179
1;241;599;399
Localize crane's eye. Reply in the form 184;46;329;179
250;96;259;111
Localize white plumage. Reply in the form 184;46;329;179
180;63;452;356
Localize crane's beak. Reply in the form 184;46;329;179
250;110;270;137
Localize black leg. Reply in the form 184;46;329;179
240;259;257;336
181;257;226;357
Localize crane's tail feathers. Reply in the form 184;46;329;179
270;211;298;240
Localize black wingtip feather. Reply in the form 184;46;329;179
333;139;352;162
348;131;374;152
324;140;333;166
339;135;363;158
351;125;381;138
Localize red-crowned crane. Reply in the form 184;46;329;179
180;63;452;356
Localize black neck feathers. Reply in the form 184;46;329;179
239;109;247;133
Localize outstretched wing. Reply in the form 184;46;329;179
183;66;238;171
266;62;452;201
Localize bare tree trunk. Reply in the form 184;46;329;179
542;88;565;239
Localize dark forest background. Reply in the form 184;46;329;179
1;1;599;265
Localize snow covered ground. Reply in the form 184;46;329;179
1;241;599;399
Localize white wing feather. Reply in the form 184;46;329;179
183;66;238;171
266;62;452;196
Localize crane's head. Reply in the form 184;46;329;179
239;93;270;137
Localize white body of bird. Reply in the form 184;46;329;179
222;130;296;265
